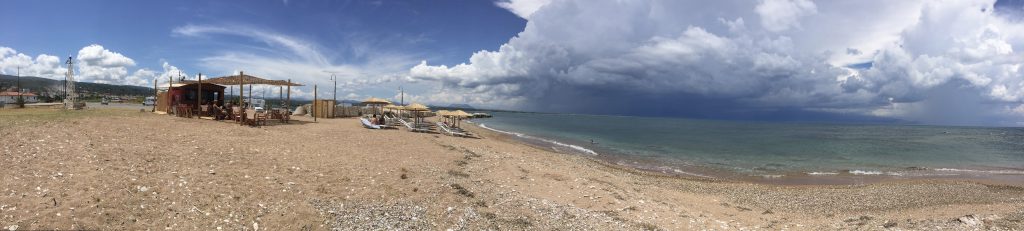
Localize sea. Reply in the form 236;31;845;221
469;112;1024;185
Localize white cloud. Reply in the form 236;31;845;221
495;0;554;19
412;0;1024;125
173;24;329;66
77;44;135;67
755;0;817;32
0;47;67;79
172;24;418;100
1;45;181;87
127;69;157;87
75;44;140;85
156;61;189;83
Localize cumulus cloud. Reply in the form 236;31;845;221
0;47;67;79
1;44;185;87
411;0;1024;125
495;0;553;19
74;44;151;86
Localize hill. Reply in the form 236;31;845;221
0;74;153;97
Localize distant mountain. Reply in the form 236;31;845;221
0;75;153;97
446;104;474;109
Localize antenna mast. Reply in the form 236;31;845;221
64;56;78;110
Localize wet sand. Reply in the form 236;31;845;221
1;108;1022;230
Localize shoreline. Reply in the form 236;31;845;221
2;108;1023;230
467;119;1024;187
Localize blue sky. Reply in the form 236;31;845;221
1;0;525;101
1;0;524;66
3;0;1024;126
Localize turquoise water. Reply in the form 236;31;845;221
471;112;1024;183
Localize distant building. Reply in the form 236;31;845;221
0;91;39;104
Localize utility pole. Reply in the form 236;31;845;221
17;66;23;108
152;77;158;112
323;70;338;104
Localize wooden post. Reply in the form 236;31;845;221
248;84;252;109
313;84;317;122
168;74;173;115
152;78;157;112
197;73;202;118
286;79;291;111
238;71;244;107
278;86;283;109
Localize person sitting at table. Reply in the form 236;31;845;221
204;101;215;118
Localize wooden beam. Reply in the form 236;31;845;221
197;73;202;118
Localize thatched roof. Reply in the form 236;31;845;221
195;74;304;86
361;97;392;105
405;103;430;111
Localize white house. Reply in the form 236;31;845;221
0;91;39;104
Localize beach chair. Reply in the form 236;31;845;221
278;108;290;123
360;118;381;129
399;118;430;133
385;114;403;126
232;106;244;125
199;105;210;118
437;122;468;137
247;110;267;127
245;110;266;127
257;111;268;126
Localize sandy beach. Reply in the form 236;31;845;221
1;108;1022;230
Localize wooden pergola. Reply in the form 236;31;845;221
197;72;305;110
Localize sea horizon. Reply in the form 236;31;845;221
469;111;1024;185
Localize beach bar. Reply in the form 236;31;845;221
155;82;226;115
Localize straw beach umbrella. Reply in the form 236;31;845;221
362;97;391;115
405;103;430;125
435;110;452;125
385;104;404;116
452;110;473;127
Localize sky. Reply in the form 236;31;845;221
2;0;1024;126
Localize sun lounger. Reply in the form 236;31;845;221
360;118;381;129
399;118;430;132
437;122;468;137
383;114;403;126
